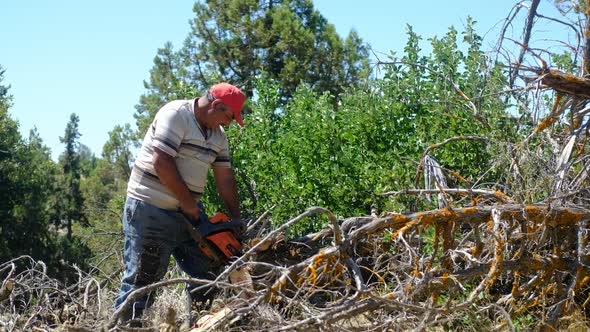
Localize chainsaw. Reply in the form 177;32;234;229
181;212;255;304
180;211;244;263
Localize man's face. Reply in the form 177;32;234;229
205;101;234;128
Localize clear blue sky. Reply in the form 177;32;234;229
1;0;562;160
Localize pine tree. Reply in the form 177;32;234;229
135;0;370;133
58;113;88;239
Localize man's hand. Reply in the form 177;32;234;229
231;218;247;237
180;201;201;221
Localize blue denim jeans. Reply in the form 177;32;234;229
115;196;219;319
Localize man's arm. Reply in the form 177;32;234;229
152;147;200;220
213;167;241;219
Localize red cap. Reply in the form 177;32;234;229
210;83;246;127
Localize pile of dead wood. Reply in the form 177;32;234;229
2;197;589;331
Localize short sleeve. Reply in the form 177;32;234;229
212;137;231;168
152;107;186;157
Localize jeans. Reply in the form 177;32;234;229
115;196;220;320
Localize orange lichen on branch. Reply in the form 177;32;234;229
519;206;584;226
514;298;539;316
544;284;556;296
419;213;436;229
312;252;327;265
386;206;488;239
523;205;544;221
486;226;504;288
321;255;336;274
512;271;521;297
391;219;417;238
485;247;504;288
494;191;513;202
460;207;479;215
333;263;345;280
305;263;319;288
578;276;590;290
390;214;409;224
534;116;558;134
296;277;303;288
268;274;290;301
439;208;459;219
550;209;583;225
405;284;413;293
441;221;456;269
537;69;590;99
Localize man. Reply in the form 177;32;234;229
115;83;246;322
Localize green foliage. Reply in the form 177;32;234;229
74;187;125;276
56;113;88;238
551;51;576;73
82;159;119;208
382;21;513;185
102;124;136;180
201;20;515;236
81;122;137;215
0;17;520;282
50;236;92;284
134;0;370;134
512;313;536;330
187;0;370;98
0;115;53;261
78;143;98;177
0;68;91;280
135;43;197;136
77;123;137;275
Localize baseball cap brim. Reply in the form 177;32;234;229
233;110;244;127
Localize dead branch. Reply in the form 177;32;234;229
536;69;590;99
381;188;515;204
4;200;590;331
509;0;541;87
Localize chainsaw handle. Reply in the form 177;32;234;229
197;218;245;236
210;212;230;223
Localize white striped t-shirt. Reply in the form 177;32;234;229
127;98;231;209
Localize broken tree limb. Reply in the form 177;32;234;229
509;0;541;87
381;188;515;204
536;69;590;99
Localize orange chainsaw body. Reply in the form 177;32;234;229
204;212;242;259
